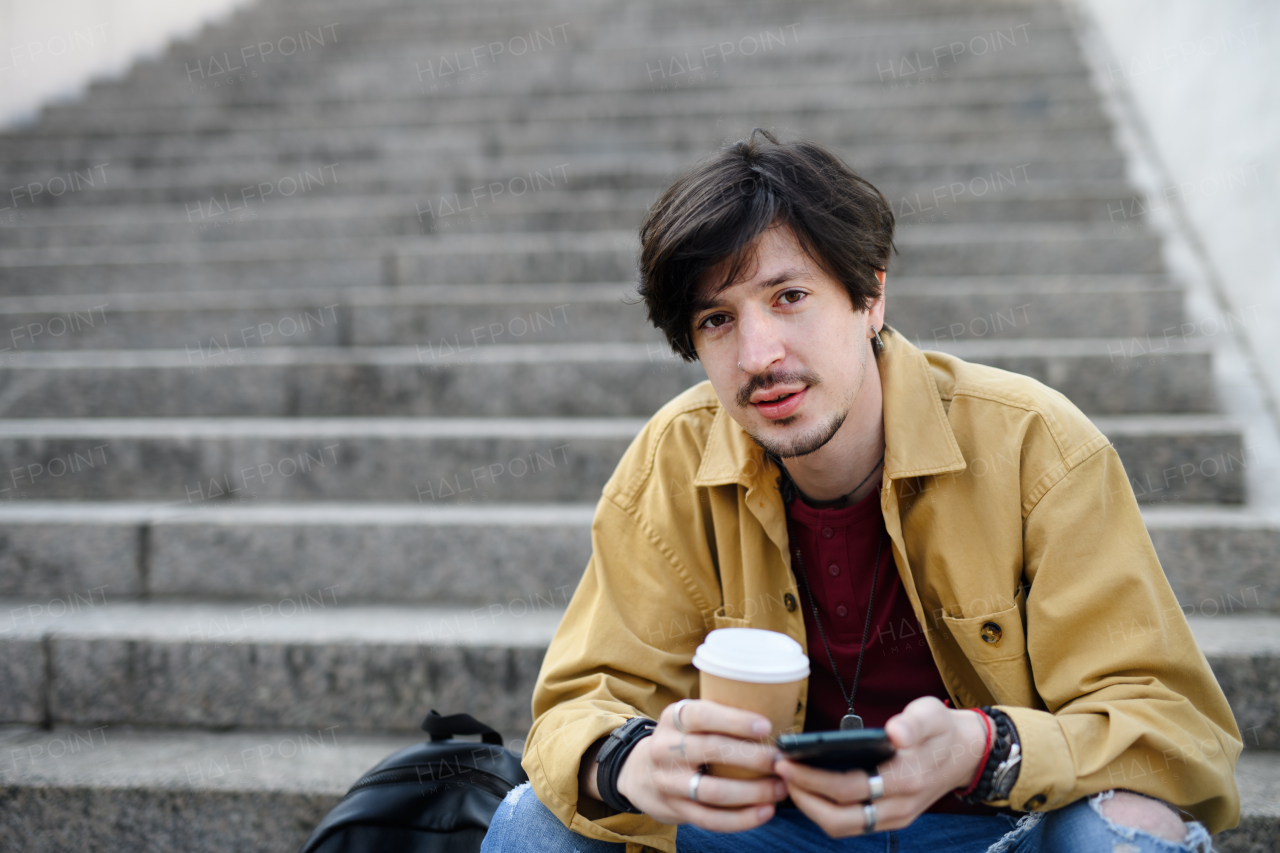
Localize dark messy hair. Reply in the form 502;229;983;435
637;128;895;361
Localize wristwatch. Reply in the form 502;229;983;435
594;717;657;814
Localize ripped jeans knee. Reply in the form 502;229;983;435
1086;790;1213;853
988;789;1215;853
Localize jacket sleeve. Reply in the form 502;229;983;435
521;492;716;852
997;443;1242;831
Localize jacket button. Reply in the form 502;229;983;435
821;527;834;539
980;622;1002;644
784;593;797;612
828;564;840;577
1023;794;1047;810
836;605;848;617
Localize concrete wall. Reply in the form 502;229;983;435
1075;0;1280;413
0;0;249;127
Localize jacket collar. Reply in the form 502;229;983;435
693;327;967;491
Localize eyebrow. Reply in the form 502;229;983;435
690;267;808;317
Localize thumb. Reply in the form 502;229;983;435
885;713;916;749
887;696;947;748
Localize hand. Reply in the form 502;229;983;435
614;700;788;830
774;696;988;837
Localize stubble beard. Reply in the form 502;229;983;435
742;337;869;460
747;410;849;459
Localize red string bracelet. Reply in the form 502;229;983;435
954;709;993;798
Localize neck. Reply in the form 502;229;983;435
781;353;885;506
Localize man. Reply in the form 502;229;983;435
481;131;1240;853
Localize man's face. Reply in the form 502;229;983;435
690;223;885;459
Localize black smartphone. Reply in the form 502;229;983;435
776;729;895;771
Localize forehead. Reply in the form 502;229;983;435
694;223;817;303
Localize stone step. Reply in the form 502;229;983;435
0;414;1242;505
1144;507;1280;619
0;226;1165;295
78;24;1088;85
25;92;1107;143
175;0;1064;17
0;418;634;505
0;121;1119;174
0;502;593;605
0;176;1141;251
40;15;1088;111
157;5;1068;50
0;726;1274;853
40;72;1101;136
87;41;1093;113
3;502;1275;609
3;142;1117;216
0;141;1132;212
0;277;1181;351
0;173;1140;241
0;160;1138;225
0;726;424;853
0;135;1125;182
0;599;559;735
0;338;1215;417
2;601;1276;746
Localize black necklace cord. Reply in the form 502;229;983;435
770;452;884;509
770;451;889;719
783;499;885;717
847;531;885;707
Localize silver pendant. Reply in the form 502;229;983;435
840;713;863;730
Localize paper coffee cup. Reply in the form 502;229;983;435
692;628;808;778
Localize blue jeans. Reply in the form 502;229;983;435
480;783;1214;853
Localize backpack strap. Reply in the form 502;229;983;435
420;710;505;745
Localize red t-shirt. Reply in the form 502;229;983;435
786;485;999;816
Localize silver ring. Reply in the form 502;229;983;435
867;774;885;801
671;698;694;734
862;802;878;834
688;769;704;803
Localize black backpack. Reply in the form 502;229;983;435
298;711;529;853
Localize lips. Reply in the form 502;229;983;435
753;386;807;420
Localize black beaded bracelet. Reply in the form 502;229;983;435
957;707;1021;804
594;717;657;814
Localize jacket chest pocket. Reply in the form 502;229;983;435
940;586;1040;708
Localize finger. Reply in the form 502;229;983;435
774;761;889;805
653;732;780;775
685;773;789;808
790;783;919;836
784;783;866;838
674;800;777;833
663;699;773;739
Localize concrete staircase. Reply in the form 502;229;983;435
0;0;1276;849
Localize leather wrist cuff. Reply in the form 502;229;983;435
594;717;657;814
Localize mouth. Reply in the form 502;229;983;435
752;386;808;420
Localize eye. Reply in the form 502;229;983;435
777;289;806;305
698;312;731;330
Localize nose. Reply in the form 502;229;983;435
736;305;786;374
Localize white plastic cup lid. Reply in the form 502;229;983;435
692;628;809;683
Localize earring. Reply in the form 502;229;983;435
871;327;884;353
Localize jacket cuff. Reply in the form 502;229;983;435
523;712;679;852
995;705;1078;812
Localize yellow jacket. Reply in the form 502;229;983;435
522;328;1241;852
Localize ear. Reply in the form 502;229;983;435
869;269;887;332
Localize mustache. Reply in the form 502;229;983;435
735;369;821;408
